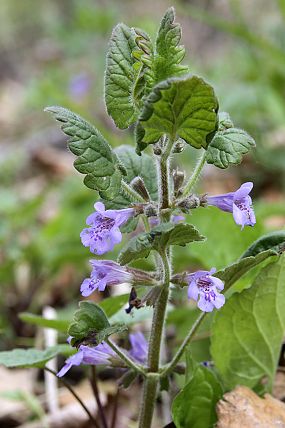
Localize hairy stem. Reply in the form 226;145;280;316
160;312;206;377
44;367;100;428
106;339;146;376
159;136;174;210
138;374;159;428
90;366;108;428
181;150;207;198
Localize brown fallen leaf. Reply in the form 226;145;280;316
216;385;285;428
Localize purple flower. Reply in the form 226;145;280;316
129;332;148;364
57;342;116;377
80;260;133;297
207;182;256;229
57;332;148;377
187;268;225;312
80;202;135;255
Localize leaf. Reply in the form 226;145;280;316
136;75;218;154
68;301;110;345
118;222;204;265
45;106;123;199
206;128;256;169
241;231;285;258
152;7;188;85
118;232;155;265
99;294;129;318
172;351;223;428
105;24;139;129
96;324;128;343
215;249;276;291
211;253;285;391
0;345;72;369
104;145;158;211
19;313;69;332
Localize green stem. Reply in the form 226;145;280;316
44;367;100;428
106;339;146;376
121;180;145;203
160;312;206;377
138;250;171;428
181;150;207;198
159;136;174;210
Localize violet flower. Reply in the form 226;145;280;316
207;182;256;229
129;332;148;364
80;260;133;297
57;332;148;377
57;342;116;377
187;268;225;312
80;202;135;255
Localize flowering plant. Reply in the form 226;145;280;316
1;7;285;428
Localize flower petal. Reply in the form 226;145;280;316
187;282;199;301
234;182;253;200
197;297;214;312
211;276;224;290
94;201;106;213
213;293;225;309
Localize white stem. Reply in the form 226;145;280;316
43;306;59;415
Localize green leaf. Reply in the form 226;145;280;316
118;232;155;265
96;324;128;343
68;301;110;345
136;75;218;154
172;351;223;428
241;230;285;258
99;294;129;318
0;345;72;369
206;128;256;169
215;249;276;291
152;7;188;85
45;106;123;199
211;253;285;391
105;24;139;129
19;313;69;333
118;222;204;265
104;145;158;211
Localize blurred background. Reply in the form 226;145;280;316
0;0;284;426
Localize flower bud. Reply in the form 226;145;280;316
130;176;150;201
173;169;185;196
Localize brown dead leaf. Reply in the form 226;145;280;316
216;385;285;428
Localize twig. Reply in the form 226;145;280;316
44;367;100;428
90;366;109;428
110;388;119;428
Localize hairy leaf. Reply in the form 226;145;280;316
136;75;218;154
152;7;188;85
68;301;110;345
206;128;255;169
211;253;285;391
172;351;223;428
241;231;285;258
215;249;276;291
105;24;139;129
0;345;72;369
45;107;123;199
118;222;204;265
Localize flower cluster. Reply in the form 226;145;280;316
78;182;256;313
57;332;148;377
